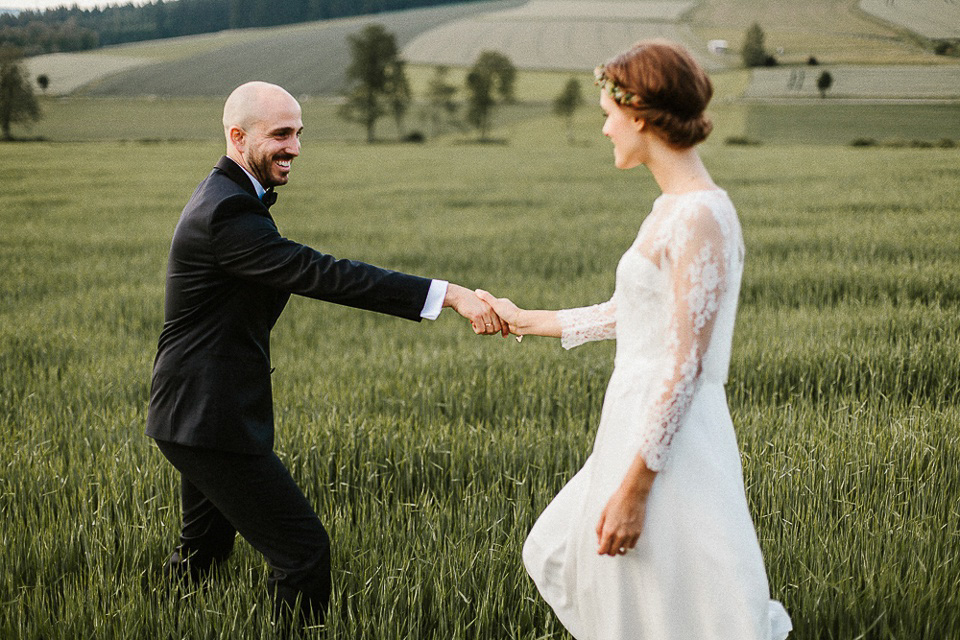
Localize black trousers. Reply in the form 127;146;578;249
155;439;331;627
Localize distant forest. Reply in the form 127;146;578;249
0;0;479;56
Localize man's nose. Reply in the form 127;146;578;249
286;136;300;156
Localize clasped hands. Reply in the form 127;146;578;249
444;284;520;337
448;284;655;558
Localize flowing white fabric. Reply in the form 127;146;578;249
529;190;791;640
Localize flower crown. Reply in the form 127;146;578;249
594;66;644;109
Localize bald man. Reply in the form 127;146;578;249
146;81;502;630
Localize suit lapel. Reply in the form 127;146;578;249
214;156;259;198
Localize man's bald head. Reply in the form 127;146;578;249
223;82;303;188
222;81;300;140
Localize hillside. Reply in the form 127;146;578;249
688;0;948;64
22;0;959;98
859;0;960;39
26;0;521;97
400;0;728;72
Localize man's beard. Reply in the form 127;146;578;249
248;151;283;187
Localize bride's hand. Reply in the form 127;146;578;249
595;483;650;557
475;289;522;335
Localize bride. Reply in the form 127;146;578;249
477;41;792;639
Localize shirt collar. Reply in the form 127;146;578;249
237;164;267;200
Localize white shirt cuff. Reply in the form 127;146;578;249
420;279;447;320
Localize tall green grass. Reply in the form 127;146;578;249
1;137;958;639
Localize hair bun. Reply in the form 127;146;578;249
600;41;714;148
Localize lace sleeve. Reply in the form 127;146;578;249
636;204;729;471
557;298;616;350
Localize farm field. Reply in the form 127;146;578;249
400;0;726;71
744;64;960;100
739;102;960;144
690;0;944;64
23;53;148;96
11;74;959;147
859;0;960;39
19;0;955;98
2;113;960;638
9;95;560;142
38;0;520;98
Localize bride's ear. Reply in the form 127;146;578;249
633;117;646;133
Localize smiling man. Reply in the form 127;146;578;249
146;81;501;632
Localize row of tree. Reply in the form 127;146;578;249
339;25;518;143
3;21;846;142
340;27;589;145
2;21;591;144
1;24;583;144
0;0;478;56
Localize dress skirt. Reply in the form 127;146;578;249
523;380;792;640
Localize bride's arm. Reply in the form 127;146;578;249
634;205;728;471
511;309;563;338
597;204;731;556
476;290;616;345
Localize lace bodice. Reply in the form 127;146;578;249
557;189;744;471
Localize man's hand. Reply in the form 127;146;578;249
444;283;506;335
474;289;522;331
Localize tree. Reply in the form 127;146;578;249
741;22;768;68
0;48;41;140
425;65;458;137
465;50;516;142
385;57;410;137
338;24;408;143
816;70;833;98
36;73;49;93
553;77;583;144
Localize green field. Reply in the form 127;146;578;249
743;102;960;144
13;76;960;146
2;95;960;640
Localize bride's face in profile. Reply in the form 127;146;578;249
600;91;647;170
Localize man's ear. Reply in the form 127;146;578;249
229;126;246;153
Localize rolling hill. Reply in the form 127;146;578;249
26;0;521;97
21;0;960;99
400;0;728;71
859;0;960;39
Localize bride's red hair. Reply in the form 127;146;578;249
599;40;714;148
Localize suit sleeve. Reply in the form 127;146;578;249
209;194;431;321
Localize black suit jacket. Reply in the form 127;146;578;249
146;156;431;453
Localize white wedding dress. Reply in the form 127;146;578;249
523;189;792;640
